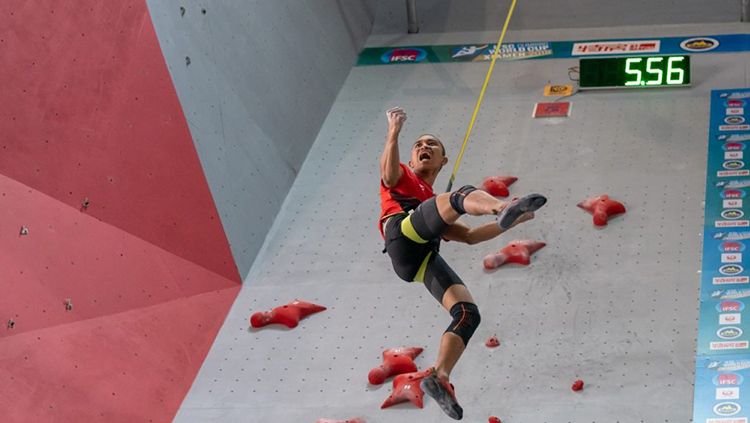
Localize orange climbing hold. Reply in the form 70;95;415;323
577;194;626;226
483;240;546;269
249;300;326;329
482;176;517;197
381;369;430;409
368;346;424;385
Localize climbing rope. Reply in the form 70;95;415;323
445;0;518;192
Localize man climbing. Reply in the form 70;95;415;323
379;107;546;420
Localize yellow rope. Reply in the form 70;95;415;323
445;0;518;192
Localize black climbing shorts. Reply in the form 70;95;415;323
383;197;465;303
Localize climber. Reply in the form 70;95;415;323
378;106;547;419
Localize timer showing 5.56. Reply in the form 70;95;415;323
579;55;691;89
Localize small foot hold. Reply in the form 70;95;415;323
483;240;546;269
485;336;500;348
572;379;584;391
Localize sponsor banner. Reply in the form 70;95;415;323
717;221;750;228
572;40;659;55
698;90;750;423
698;300;750;355
695;355;750;422
720;171;750;178
451;42;553;62
702;231;750;294
357;46;439;65
358;33;750;65
707;92;750;226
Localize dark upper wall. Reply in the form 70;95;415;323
372;0;741;34
146;0;378;279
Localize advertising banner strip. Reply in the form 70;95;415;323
358;34;750;66
696;89;750;422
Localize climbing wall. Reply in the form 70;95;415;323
145;0;377;279
0;1;240;422
176;25;748;422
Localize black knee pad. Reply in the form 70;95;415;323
445;302;480;346
449;185;477;215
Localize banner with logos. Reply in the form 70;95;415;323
695;355;750;422
358;33;750;66
695;88;750;422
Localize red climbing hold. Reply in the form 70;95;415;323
381;369;430;409
485;336;500;348
483;240;546;269
572;379;584;391
369;346;424;385
249;300;326;329
577;194;626;226
482;176;518;197
315;419;365;423
489;417;502;423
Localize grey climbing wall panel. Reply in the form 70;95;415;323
146;0;377;279
175;25;750;422
371;0;739;34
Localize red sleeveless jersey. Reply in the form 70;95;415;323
379;163;435;237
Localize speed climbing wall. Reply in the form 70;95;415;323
175;23;749;422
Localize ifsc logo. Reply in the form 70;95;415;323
722;189;746;199
722;209;745;220
713;373;744;386
381;48;428;64
727;99;747;108
720;264;745;276
723;143;747;152
720;241;746;253
713;401;741;416
717;300;746;312
717;326;744;340
681;37;719;52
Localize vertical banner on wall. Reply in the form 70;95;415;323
695;88;750;422
695;355;750;422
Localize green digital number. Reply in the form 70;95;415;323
645;57;664;85
624;58;642;86
667;56;685;84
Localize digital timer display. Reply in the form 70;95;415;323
579;55;691;89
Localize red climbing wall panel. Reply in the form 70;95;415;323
0;1;242;421
0;287;240;423
0;0;240;283
0;173;239;336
